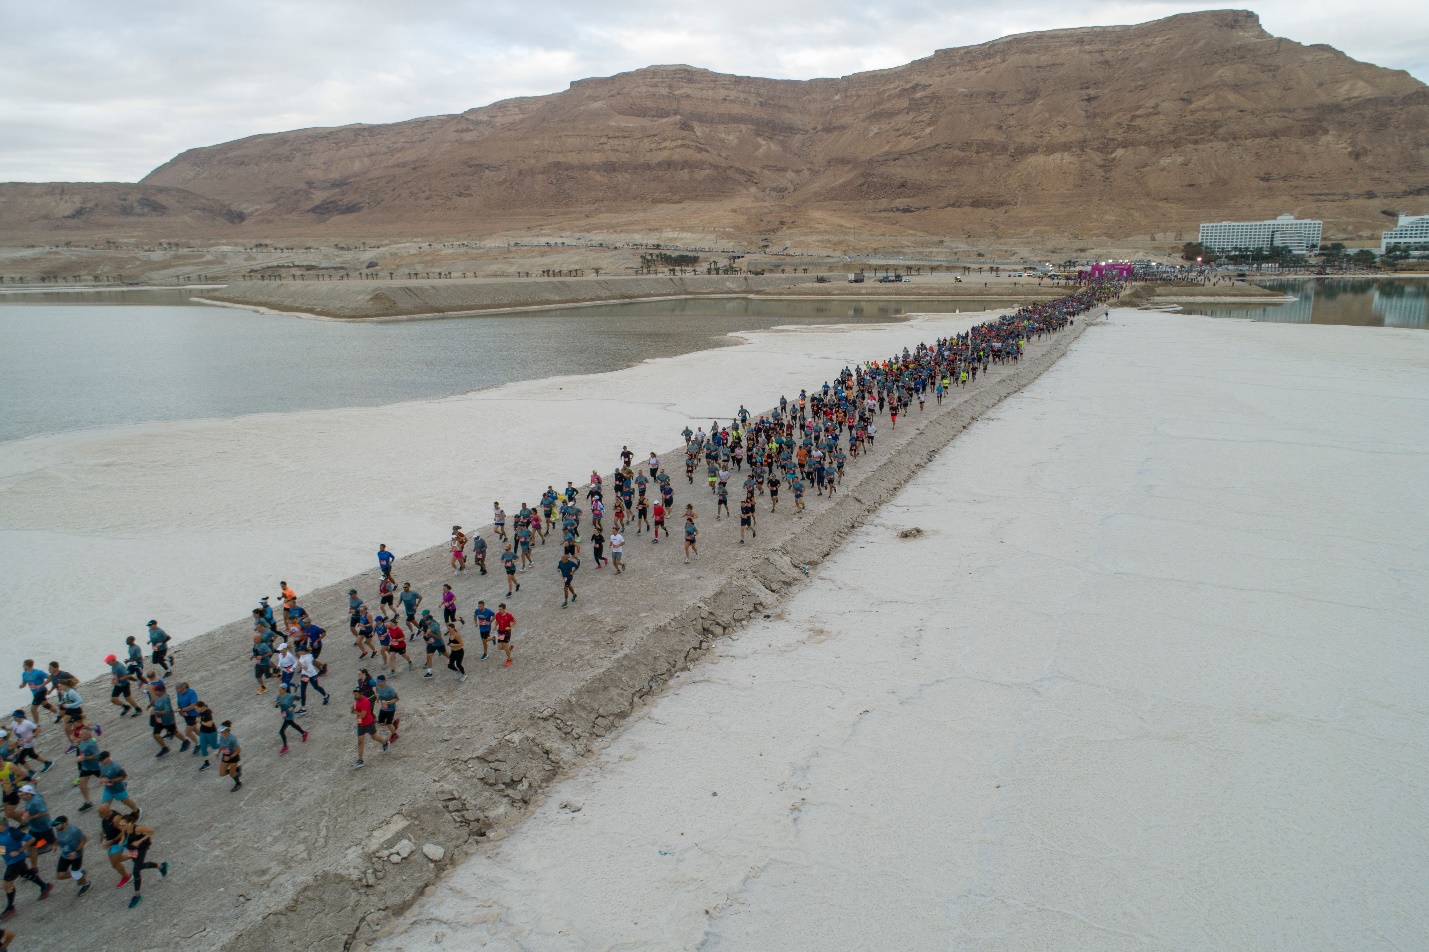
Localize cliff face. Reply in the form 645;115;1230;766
11;10;1429;242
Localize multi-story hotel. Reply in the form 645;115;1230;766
1198;215;1323;255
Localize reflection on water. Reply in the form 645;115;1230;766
1184;278;1429;328
0;294;1025;442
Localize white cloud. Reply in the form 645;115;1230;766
0;0;1424;182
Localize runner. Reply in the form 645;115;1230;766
275;684;307;755
558;552;580;607
378;574;397;619
651;501;667;542
375;676;400;749
146;682;179;758
51;815;91;896
440;584;458;623
297;646;329;710
494;604;515;667
73;724;102;811
387;622;412;672
376;544;395;579
352;689;376;768
347;589;365;638
610;529;626;575
683;516;699;563
591;527;607;568
501;544;520;596
146;621;174;676
420;612;446;679
175;681;201;751
6;714;51;774
0;823;51;920
17;661;53;726
450;525;468;572
445;624;467;681
473;600;495;660
398;583;422;632
112;811;166;908
472;533;488;575
739;495;757;543
194;701;219;771
98;752;137;814
492;502;507;542
217;722;242;791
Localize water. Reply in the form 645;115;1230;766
1184;277;1429;327
0;295;1023;442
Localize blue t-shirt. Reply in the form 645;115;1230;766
20;669;45;690
176;688;199;713
474;608;495;631
377;549;395;568
1;828;32;866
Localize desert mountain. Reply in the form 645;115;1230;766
7;10;1428;244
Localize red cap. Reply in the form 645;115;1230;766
104;654;117;664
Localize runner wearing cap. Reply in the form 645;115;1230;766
17;660;54;726
146;621;174;676
7;714;51;774
146;682;181;757
16;786;53;860
347;589;364;639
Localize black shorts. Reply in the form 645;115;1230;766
111;684;131;698
1;792;16;806
357;723;376;736
152;647;168;662
254;663;272;679
349;614;361;627
57;853;83;875
380;595;394;607
497;631;512;643
740;517;751;526
427;645;448;657
29;689;46;706
151;718;177;737
78;767;100;779
404;611;417;621
183;714;198;726
377;710;395;725
4;862;29;882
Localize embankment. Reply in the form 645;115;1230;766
203;274;822;319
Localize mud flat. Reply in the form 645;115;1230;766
374;311;1429;952
7;306;1095;951
203;273;822;319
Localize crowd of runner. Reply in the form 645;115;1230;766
0;283;1119;938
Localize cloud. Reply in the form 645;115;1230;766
0;0;1424;182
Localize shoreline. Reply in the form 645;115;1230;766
10;304;1100;951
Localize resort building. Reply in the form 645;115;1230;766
1198;215;1323;255
1380;214;1429;254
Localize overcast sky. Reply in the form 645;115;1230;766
3;0;1425;183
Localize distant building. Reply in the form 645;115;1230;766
1381;214;1429;254
1198;215;1323;255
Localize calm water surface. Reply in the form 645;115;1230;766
1186;277;1428;327
0;294;1022;442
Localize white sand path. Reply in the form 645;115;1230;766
371;311;1429;952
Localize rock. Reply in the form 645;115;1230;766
560;801;583;812
422;843;446;862
393;838;415;859
898;527;924;538
388;853;402;864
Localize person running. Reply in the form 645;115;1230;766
378;575;397;618
16;786;53;859
610;529;626;575
398;583;422;632
275;684;307;755
557;553;580;608
420;612;446;679
473;600;495;660
635;495;650;535
297;647;329;710
441;584;458;623
112;812;166;908
472;533;488;575
492;503;507;542
386;622;411;672
251;637;274;696
175;681;201;751
98;804;130;884
376;544;395;579
146;621;174;676
352;690;376;768
217;722;242;791
446;625;466;681
73;725;102;811
146;683;180;757
0;823;51;920
591;527;606;567
651;502;667;542
6;714;52;774
683;517;699;563
516;522;534;571
98;752;137;814
716;480;730;520
449;526;468;572
347;589;365;639
354;605;376;659
501;544;520;596
768;473;780;512
374;676;400;749
17;661;54;726
494;604;515;667
739;495;757;543
194;702;219;771
51;815;91;896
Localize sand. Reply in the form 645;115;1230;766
0;310;992;686
368;311;1429;952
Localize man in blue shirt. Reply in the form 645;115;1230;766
16;662;52;725
377;544;395;578
0;823;51;919
175;682;201;752
473;600;495;660
51;815;90;895
146;620;174;675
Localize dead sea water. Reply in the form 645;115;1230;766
0;294;1022;442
